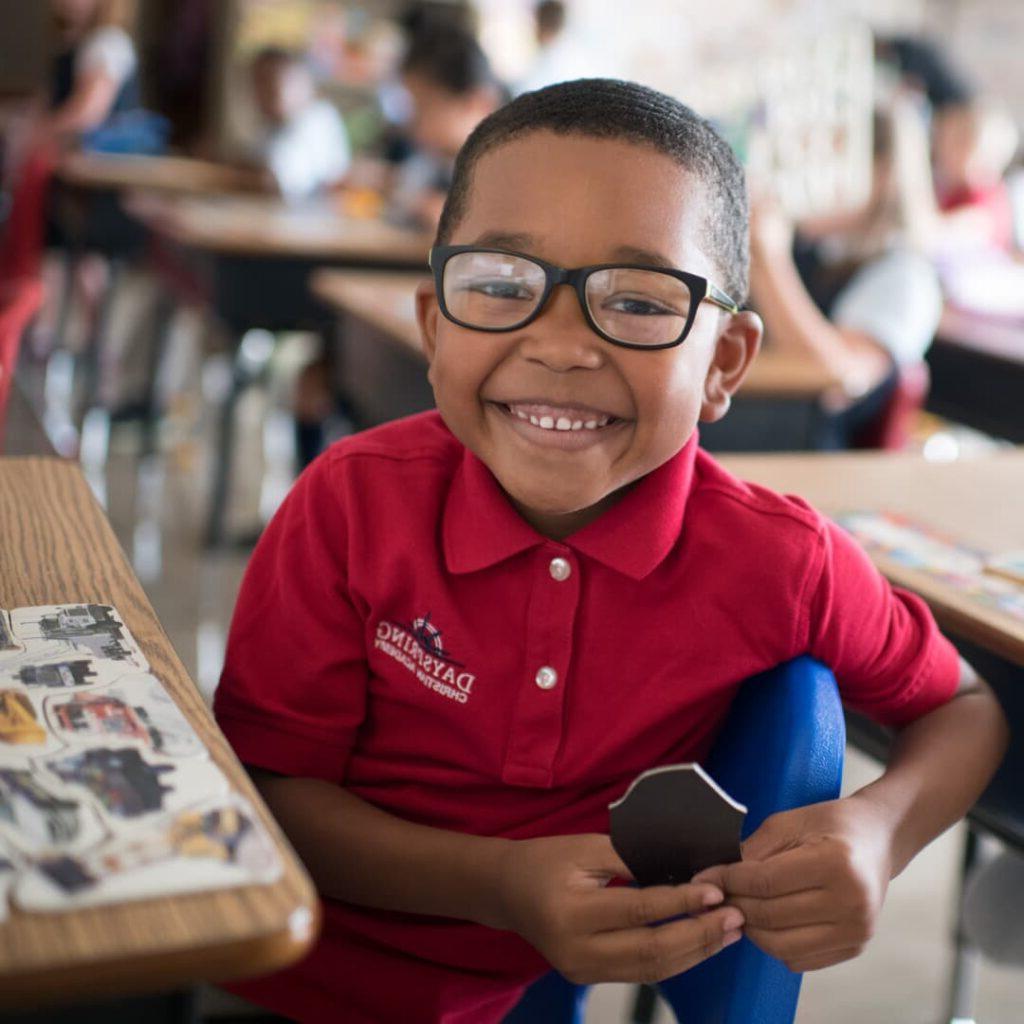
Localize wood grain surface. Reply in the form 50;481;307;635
720;449;1024;667
310;269;840;398
0;458;318;1010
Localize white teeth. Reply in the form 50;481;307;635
508;405;615;431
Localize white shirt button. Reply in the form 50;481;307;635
549;557;572;582
535;666;558;690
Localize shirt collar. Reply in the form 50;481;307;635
443;432;699;580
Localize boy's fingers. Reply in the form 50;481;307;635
582;883;725;933
728;889;834;932
693;847;830;900
745;923;849;962
786;945;864;973
587;907;744;984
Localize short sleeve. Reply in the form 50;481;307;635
213;454;368;781
831;250;942;366
804;518;960;727
76;27;137;87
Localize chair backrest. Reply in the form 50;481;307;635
504;656;845;1024
853;361;930;451
0;146;55;283
0;277;44;449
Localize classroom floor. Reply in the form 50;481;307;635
17;293;1024;1023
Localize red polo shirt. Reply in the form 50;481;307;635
214;411;960;1024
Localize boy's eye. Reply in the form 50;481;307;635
463;279;536;301
603;293;678;317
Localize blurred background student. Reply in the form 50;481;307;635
244;46;351;203
747;96;944;449
387;20;505;230
517;0;594;95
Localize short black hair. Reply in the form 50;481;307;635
435;78;749;301
401;25;496;97
249;47;306;75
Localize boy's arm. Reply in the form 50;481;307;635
250;768;745;985
694;658;1008;972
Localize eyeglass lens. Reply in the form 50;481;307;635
442;251;693;347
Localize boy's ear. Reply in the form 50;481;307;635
415;280;441;364
699;310;763;423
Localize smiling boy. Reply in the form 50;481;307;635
214;80;1007;1023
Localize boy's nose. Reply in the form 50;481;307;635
517;283;604;371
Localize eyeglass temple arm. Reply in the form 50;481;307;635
707;283;741;314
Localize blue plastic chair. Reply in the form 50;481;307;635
503;656;846;1024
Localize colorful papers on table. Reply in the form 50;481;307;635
837;512;1024;623
0;605;279;914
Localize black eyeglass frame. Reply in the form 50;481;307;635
428;244;740;351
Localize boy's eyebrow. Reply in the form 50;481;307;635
470;231;536;249
466;234;679;271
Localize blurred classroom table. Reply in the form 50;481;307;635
718;448;1024;848
926;305;1024;443
131;197;432;547
0;452;318;1015
309;269;840;446
56;152;259;198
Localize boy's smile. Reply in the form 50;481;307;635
418;132;761;539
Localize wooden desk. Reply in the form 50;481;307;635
719;450;1024;666
718;448;1024;852
2;384;53;459
56;153;258;198
132;195;431;266
310;270;839;442
927;305;1024;443
123;201;430;547
0;459;318;1010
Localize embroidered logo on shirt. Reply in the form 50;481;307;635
374;616;476;704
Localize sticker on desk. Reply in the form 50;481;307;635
44;746;228;823
0;604;280;916
0;611;18;653
0;846;16;922
14;795;280;911
0;767;106;853
8;605;148;672
43;676;206;759
837;512;1024;623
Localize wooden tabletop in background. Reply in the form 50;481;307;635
0;458;318;1010
132;195;433;265
56;152;259;197
310;269;840;399
719;450;1024;667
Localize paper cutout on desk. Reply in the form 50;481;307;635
984;551;1024;587
0;611;18;653
0;847;15;922
0;604;280;915
609;764;746;887
837;511;1024;624
8;605;149;672
15;795;280;911
43;675;206;759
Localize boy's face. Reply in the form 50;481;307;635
418;132;761;538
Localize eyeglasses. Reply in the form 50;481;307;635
428;245;740;351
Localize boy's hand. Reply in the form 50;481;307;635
692;796;894;973
497;833;744;985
